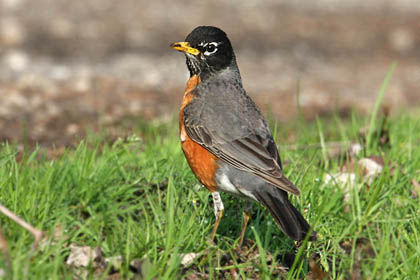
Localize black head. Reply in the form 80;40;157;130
171;26;236;78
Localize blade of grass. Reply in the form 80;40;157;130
251;226;270;279
366;62;396;150
316;117;328;169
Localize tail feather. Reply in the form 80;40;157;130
254;189;316;241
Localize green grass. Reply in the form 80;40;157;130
0;111;419;279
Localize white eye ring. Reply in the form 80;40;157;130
203;42;218;56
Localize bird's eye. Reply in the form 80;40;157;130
204;42;218;56
206;44;216;53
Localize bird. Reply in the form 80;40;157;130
170;26;316;247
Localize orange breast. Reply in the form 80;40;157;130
179;75;219;192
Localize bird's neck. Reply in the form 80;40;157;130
197;60;242;85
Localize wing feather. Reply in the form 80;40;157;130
183;115;300;195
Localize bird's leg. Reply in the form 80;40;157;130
238;202;252;249
210;191;224;240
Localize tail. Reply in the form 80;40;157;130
253;188;316;241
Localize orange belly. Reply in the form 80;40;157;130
180;133;218;192
179;75;218;192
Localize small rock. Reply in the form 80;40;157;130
324;172;356;187
358;157;383;184
73;76;92;92
66;124;79;135
7;91;28;107
130;257;152;277
389;28;415;52
0;17;25;46
105;256;123;270
349;143;363;157
2;0;23;9
3;50;29;72
51;65;71;81
66;244;101;267
411;179;420;199
180;252;201;266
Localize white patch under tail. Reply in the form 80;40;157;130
218;174;257;201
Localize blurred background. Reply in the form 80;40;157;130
1;0;419;149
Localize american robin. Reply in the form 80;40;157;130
170;26;315;246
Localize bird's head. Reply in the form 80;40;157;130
170;26;236;78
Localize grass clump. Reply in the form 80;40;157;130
0;111;419;279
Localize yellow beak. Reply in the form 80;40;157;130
170;42;200;56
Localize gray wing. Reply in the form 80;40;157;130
183;85;300;195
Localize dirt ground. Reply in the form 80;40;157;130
1;0;419;148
